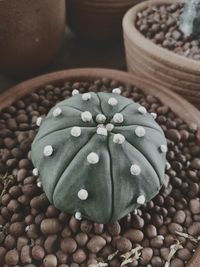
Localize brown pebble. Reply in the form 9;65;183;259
189;199;200;214
140;247;153;265
188;222;200;236
43;254;57;267
170;258;184;267
168;223;183;234
177;248;191;261
173;210;186;224
60;237;77;254
72;249;87;264
9;222;25;237
123;229;144;243
40;218;61;235
150;236;164;248
32;245;45;260
75;232;88;247
116;237;132;253
87;235;106;253
5;249;19;266
107;222;121;236
21;245;32;264
145;224;157;238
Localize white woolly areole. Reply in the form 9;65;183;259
165;162;171;170
160;144;168;153
32;168;39;176
36;117;42;127
78;189;88;200
106;123;114;132
43;145;53;157
137;195;146;205
97;127;108;136
72;89;79;96
108;97;118;106
138;106;147;115
112;88;121;94
130;164;141;176
71;126;81;137
81;111;92;122
87;152;99;164
82;93;91;101
135;126;146;137
113;113;124;123
75;211;82;220
113;134;125;144
37;181;42;188
96;114;106;124
53;107;62;117
151;112;157;119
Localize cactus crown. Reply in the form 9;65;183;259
31;89;167;223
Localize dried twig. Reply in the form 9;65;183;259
107;250;119;261
175;231;198;244
120;246;143;267
89;263;108;267
0;173;15;198
164;240;183;267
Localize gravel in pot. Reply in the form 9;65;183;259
0;69;200;266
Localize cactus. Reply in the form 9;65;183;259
180;0;200;37
31;89;167;223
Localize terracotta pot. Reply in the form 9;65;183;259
0;68;200;266
66;0;141;41
123;0;200;109
0;0;66;78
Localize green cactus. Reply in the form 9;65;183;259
180;0;200;37
31;89;167;223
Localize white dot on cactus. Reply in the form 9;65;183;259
113;134;125;144
158;235;164;240
137;195;146;205
138;106;147;115
43;145;53;157
106;123;114;132
82;93;91;101
71;126;81;137
36;117;42;127
151;112;157;119
108;97;118;106
32;168;39;176
37;181;42;188
135;126;146;137
96;114;106;124
25;225;30;232
72;89;79;96
75;211;82;220
160;144;168;153
87;152;99;164
97;127;108;136
53;107;62;117
165;162;171;170
78;189;88;200
81;111;92;122
130;164;141;176
113;113;124;123
112;88;121;94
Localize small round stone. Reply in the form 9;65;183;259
72;89;79;96
78;189;88;200
87;152;99;164
160;144;168;153
151;112;157;119
130;164;141;176
32;168;39;176
135;126;146;137
53;107;62;117
36;117;42;126
82;93;91;101
96;114;106;124
106;123;114;132
137;195;146;204
75;212;82;220
113;134;125;144
108;97;118;106
81;111;92;122
97;127;108;136
43;145;54;157
112;88;121;94
113;113;124;123
138;106;147;114
71;127;81;137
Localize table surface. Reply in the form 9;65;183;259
0;27;126;93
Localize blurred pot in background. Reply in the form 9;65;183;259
66;0;141;41
0;0;66;78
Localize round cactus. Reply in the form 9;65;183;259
31;89;167;223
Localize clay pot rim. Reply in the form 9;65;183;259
122;0;200;73
0;68;200;127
